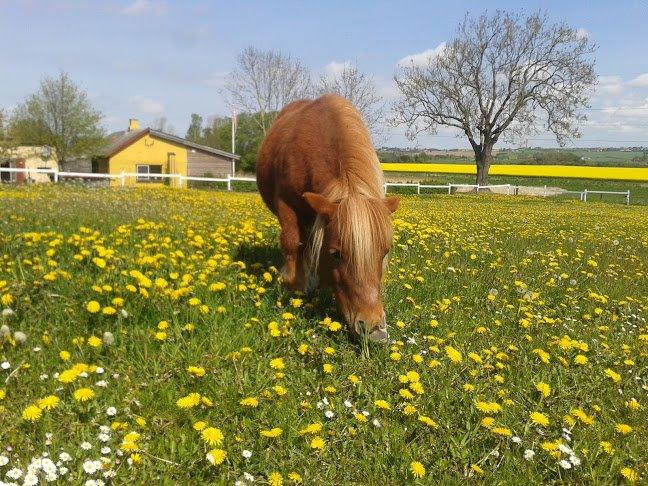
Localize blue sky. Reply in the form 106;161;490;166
1;0;648;148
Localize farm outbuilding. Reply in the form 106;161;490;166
0;145;58;184
92;119;239;186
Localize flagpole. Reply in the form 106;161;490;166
231;106;237;176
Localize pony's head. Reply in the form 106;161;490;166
303;191;399;342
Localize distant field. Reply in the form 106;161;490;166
378;148;648;168
381;163;648;182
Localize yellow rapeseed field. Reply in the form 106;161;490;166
381;163;648;181
0;184;646;484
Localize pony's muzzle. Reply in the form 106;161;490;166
354;315;389;342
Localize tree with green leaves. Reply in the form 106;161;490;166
199;112;265;173
186;113;204;142
9;72;105;168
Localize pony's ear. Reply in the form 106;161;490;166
303;192;337;218
384;196;400;213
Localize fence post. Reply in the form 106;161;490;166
506;184;511;195
416;183;420;195
120;171;125;187
626;190;630;206
583;189;588;202
543;185;547;197
177;174;182;189
53;168;59;183
227;175;232;191
447;184;452;195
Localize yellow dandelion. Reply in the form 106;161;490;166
530;411;550;428
22;405;43;422
206;448;227;466
37;395;60;410
201;427;224;446
73;387;95;402
410;461;425;479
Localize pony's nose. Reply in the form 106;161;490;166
368;327;389;342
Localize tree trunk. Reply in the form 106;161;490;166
475;144;494;186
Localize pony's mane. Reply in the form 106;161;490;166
306;159;390;286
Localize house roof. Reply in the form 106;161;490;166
101;128;240;159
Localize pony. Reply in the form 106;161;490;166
256;94;399;342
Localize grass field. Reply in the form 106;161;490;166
0;185;647;485
384;172;648;205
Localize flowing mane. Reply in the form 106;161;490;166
305;106;391;285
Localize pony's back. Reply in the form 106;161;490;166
256;94;384;216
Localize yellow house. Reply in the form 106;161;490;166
93;119;239;186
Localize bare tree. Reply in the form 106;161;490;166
151;116;176;135
226;47;312;134
393;11;597;185
319;62;385;139
9;72;105;168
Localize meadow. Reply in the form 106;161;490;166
0;185;646;485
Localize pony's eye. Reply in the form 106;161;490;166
330;250;342;262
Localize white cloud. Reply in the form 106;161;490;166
627;73;648;88
201;73;228;87
128;95;165;115
595;75;624;96
396;43;446;67
122;0;167;16
324;61;352;78
601;98;648;119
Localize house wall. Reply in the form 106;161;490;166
3;146;58;183
107;133;188;187
187;150;233;177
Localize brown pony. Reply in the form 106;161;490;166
256;94;399;341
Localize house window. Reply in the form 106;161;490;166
136;164;162;183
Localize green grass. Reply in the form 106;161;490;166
384;172;648;205
0;185;646;485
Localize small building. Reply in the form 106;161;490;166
92;119;239;186
0;146;58;183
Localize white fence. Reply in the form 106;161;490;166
0;167;632;205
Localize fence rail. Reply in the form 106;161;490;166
0;167;632;205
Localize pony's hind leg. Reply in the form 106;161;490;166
276;200;306;291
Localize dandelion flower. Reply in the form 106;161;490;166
310;436;325;450
260;427;283;438
530;411;550;428
22;405;43;422
269;358;285;370
74;388;95;402
240;397;259;407
615;423;633;435
268;472;283;486
620;467;638;483
410;461;425;478
86;301;101;313
201;427;224;446
37;395;60;410
206;448;227;466
176;392;201;409
535;381;551;398
444;345;462;363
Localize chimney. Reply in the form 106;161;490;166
128;119;140;132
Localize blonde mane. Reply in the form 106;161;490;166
305;126;391;285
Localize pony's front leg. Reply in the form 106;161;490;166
277;201;306;292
